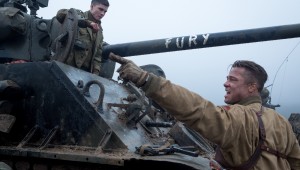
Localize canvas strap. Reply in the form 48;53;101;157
215;106;287;170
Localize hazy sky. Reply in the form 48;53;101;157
37;0;300;118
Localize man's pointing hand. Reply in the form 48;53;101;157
109;53;149;87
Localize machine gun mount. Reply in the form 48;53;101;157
0;0;48;16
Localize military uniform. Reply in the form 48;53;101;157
55;9;103;75
142;74;300;169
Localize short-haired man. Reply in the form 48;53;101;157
109;52;300;169
55;0;110;75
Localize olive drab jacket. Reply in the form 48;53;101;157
54;9;103;75
141;74;300;170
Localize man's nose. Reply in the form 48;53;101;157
223;81;229;87
100;10;106;15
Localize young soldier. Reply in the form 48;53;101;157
54;0;109;75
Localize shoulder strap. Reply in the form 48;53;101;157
214;106;266;170
215;106;287;169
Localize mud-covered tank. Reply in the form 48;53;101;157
0;60;217;169
0;1;216;169
0;1;300;170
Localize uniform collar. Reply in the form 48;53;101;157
236;96;262;106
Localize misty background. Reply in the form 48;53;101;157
37;0;300;118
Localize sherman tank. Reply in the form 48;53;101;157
0;0;300;169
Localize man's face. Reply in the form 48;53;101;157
90;3;108;21
223;67;251;104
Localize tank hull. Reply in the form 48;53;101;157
0;61;212;170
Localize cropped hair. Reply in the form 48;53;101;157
91;0;109;7
232;60;268;92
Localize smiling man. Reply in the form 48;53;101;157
54;0;109;76
109;52;300;170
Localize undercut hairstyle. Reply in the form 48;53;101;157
231;60;268;92
91;0;109;7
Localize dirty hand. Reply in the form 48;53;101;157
90;22;100;32
5;60;27;64
109;53;149;87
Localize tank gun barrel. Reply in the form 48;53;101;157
102;23;300;59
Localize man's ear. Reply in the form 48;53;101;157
248;83;257;93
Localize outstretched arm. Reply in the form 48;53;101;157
109;53;149;87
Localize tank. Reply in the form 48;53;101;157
0;1;299;169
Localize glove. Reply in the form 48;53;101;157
109;53;149;87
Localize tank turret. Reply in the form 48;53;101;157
1;3;300;78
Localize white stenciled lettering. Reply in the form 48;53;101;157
165;34;209;49
202;34;210;45
165;38;172;48
189;35;197;47
176;37;184;48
